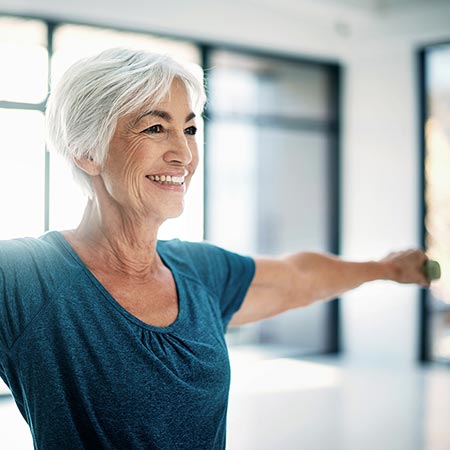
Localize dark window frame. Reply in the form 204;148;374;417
418;40;450;365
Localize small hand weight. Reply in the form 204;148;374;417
422;260;441;281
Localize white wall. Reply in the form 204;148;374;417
341;43;422;364
1;0;450;364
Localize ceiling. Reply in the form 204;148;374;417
242;0;447;17
315;0;432;13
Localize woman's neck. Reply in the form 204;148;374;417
65;197;164;278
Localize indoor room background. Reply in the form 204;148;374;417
0;0;449;449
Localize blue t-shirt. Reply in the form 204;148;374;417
0;231;255;449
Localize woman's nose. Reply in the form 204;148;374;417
164;132;194;164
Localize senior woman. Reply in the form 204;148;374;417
0;47;431;450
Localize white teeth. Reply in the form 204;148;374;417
147;174;185;185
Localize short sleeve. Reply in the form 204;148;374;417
0;238;60;351
0;240;38;350
159;240;256;330
204;244;255;329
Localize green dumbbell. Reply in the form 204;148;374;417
422;260;441;281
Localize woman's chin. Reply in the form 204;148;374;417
157;203;185;222
165;209;184;220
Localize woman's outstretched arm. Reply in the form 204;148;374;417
229;248;430;326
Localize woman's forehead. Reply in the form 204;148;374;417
115;80;194;130
120;105;195;132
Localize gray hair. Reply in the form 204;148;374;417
45;47;206;197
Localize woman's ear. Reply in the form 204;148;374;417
73;156;101;176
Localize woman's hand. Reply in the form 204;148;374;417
379;249;430;288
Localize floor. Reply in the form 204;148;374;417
1;347;449;450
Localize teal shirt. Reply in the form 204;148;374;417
0;231;255;449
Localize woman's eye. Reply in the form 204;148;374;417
143;124;163;134
185;126;197;136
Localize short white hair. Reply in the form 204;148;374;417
45;47;206;197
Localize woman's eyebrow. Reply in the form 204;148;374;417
185;112;196;122
134;110;196;126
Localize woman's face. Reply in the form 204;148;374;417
98;80;199;224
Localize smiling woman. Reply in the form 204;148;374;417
0;46;433;450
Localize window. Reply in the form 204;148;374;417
0;17;48;104
421;42;450;363
0;17;48;240
205;49;340;352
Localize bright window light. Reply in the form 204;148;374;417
0;109;45;239
0;17;48;103
206;121;258;253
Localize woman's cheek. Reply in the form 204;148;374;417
122;147;146;200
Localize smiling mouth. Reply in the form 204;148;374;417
146;175;185;186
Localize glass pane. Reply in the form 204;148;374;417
0;109;45;239
0;17;48;103
255;128;331;253
252;127;331;352
206;121;258;255
49;24;203;240
207;121;331;254
207;119;333;351
208;50;332;120
424;44;450;362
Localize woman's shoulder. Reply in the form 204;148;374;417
0;234;48;260
157;238;254;277
157;238;224;263
0;232;80;351
0;231;76;270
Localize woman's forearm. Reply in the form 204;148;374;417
284;251;416;307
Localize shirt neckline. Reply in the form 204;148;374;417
47;230;184;333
